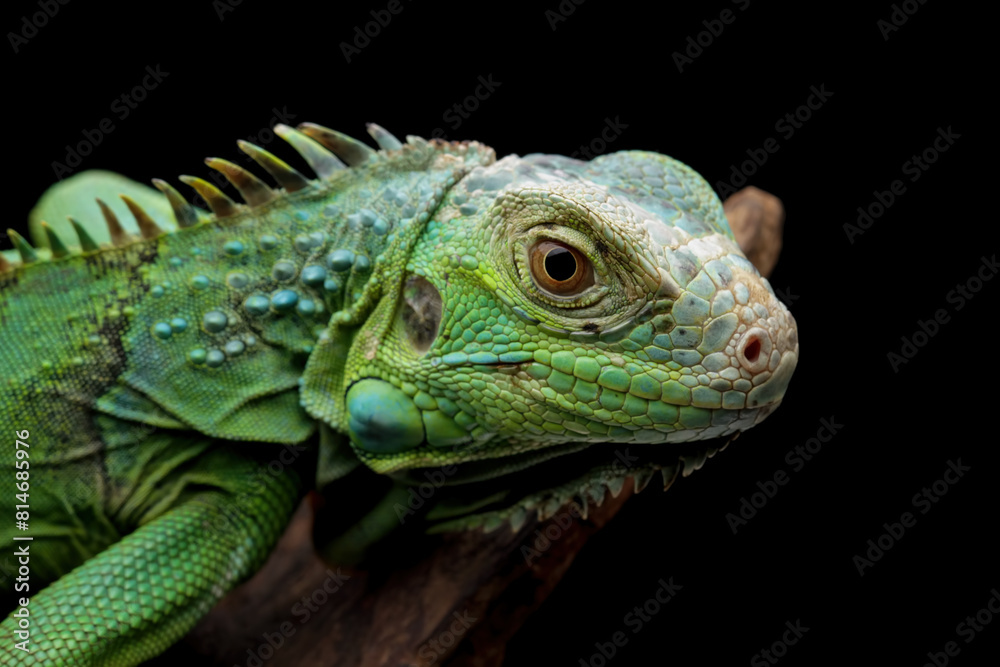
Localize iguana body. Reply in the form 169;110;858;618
0;122;798;665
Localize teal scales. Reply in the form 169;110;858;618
0;120;797;665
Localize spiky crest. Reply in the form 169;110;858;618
2;124;494;274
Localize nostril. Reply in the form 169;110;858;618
737;327;772;372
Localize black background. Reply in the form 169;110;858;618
4;0;993;665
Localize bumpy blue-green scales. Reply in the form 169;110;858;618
0;121;797;665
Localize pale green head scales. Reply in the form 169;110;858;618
316;147;799;476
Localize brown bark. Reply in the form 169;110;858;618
723;186;785;279
158;187;784;667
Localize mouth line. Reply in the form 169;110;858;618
399;437;728;490
418;436;736;531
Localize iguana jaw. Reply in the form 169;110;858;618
336;152;799;476
419;437;734;533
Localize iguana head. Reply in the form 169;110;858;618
337;149;798;478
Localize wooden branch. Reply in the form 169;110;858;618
157;186;786;667
724;186;785;279
158;489;633;666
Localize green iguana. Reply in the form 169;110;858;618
0;121;798;665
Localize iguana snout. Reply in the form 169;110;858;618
333;149;800;473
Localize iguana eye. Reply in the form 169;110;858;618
529;240;595;297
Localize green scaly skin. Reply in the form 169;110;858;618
0;121;798;665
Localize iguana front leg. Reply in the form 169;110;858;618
0;447;301;667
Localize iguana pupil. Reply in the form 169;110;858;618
545;246;576;281
530;240;593;296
